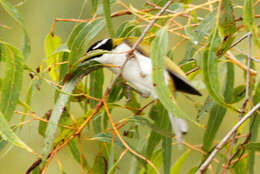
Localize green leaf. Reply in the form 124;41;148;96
232;157;247;174
41;61;104;164
146;149;163;174
68;138;88;168
108;144;115;174
0;111;33;153
0;42;24;121
103;0;115;37
145;102;171;173
202;29;237;112
170;150;191;174
116;21;140;38
246;143;260;151
0;0;30;59
68;19;105;65
197;96;214;120
92;132;124;148
91;0;99;15
44;33;62;81
187;166;199;174
0;138;8;152
38;110;50;137
162;133;172;174
151;28;199;126
243;0;260;48
92;153;107;173
90;68;104;133
202;62;234;152
184;10;216;59
217;0;236;57
248;82;260;173
231;85;246;104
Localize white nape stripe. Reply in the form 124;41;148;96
92;38;109;50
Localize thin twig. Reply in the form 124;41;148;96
195;102;260;174
231;32;251;48
226;51;257;76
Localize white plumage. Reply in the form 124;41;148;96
92;42;188;141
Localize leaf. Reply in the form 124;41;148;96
0;42;24;121
68;19;105;65
41;61;104;163
116;21;140;38
162;132;172;174
146;149;163;174
0;0;30;59
230;85;246;104
68;138;88;168
92;153;107;173
103;0;115;37
91;0;99;15
202;29;237;112
44;33;62;81
170;149;191;174
184;10;216;59
90;68;104;133
145;102;171;173
108;144;115;174
217;0;236;57
0;111;33;153
202;62;234;152
232;157;247;174
248;82;260;173
243;0;260;48
151;28;199;126
196;96;214;120
92;132;124;148
246;143;260;151
0;138;8;152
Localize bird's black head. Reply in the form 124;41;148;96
83;38;113;61
87;38;113;52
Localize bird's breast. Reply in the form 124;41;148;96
95;43;169;98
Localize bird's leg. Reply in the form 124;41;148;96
127;50;147;78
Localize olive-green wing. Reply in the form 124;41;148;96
123;37;201;96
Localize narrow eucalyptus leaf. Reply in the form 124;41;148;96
44;33;62;81
202;63;234;152
41;61;104;163
103;0;115;37
170;150;191;174
0;0;30;58
243;0;260;48
151;28;199;125
248;82;260;173
0;112;33;153
0;42;24;121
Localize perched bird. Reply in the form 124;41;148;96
84;37;201;141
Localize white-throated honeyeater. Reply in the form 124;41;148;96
83;37;201;141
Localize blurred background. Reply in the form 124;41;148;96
0;0;259;173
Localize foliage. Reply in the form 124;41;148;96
0;0;260;174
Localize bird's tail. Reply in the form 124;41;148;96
168;113;188;143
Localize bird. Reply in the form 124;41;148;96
83;37;201;141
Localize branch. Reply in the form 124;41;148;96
195;102;260;174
